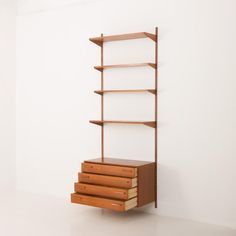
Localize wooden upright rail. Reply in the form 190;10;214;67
154;27;158;208
101;33;104;162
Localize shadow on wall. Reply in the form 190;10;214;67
136;163;190;218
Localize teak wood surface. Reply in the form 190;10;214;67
83;159;155;207
79;172;137;189
71;28;158;210
74;183;137;200
85;158;154;167
89;32;156;46
94;89;156;95
71;193;137;211
94;63;156;72
89;120;156;128
82;162;137;178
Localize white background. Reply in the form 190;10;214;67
0;0;16;192
0;0;235;229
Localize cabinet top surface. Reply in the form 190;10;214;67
85;158;154;167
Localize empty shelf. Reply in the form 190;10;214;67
90;120;156;128
90;32;156;46
94;63;156;72
94;89;156;95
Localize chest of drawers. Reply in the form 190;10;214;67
71;158;155;211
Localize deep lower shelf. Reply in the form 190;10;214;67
94;63;156;72
89;32;157;46
90;120;156;128
94;89;156;95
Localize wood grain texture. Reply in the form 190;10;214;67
94;89;156;95
82;162;137;177
72;28;158;211
94;63;156;72
89;120;156;128
90;32;156;46
83;158;156;207
74;183;137;200
137;162;155;207
85;158;154;167
79;172;137;188
71;193;137;211
155;27;158;208
100;33;104;162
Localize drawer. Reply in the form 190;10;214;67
75;183;137;200
82;162;137;178
71;193;137;211
79;173;137;188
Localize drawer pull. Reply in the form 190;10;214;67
111;203;121;206
114;191;126;195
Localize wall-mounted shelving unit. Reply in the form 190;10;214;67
71;28;158;211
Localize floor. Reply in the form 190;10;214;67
0;192;235;236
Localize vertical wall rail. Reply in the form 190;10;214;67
101;34;104;162
155;27;158;208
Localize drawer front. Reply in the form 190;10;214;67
79;173;137;188
82;163;137;178
71;193;137;211
75;183;137;200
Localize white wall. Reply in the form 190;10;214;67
16;0;236;229
0;0;16;192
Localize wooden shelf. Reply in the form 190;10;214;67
90;120;156;128
90;32;156;46
85;158;154;167
94;89;156;95
94;63;156;72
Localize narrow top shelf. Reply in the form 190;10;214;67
90;32;157;46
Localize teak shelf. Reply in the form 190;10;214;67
71;28;158;211
94;89;156;95
89;120;156;128
94;63;156;72
89;32;156;46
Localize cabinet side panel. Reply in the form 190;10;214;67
137;163;155;207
